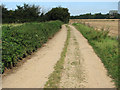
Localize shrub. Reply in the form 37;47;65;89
2;20;63;73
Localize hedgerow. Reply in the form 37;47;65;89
2;20;63;73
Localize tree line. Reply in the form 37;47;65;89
1;4;70;23
70;13;120;19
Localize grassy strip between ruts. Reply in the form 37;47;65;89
44;25;70;88
73;23;119;88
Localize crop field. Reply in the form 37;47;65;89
69;19;118;36
2;20;63;73
2;23;23;27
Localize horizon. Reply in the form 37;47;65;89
2;2;118;16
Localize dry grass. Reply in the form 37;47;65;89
69;19;118;36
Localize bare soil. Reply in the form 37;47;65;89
2;25;67;88
59;25;115;88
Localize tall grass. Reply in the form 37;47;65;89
73;23;119;87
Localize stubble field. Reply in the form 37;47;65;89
69;19;118;36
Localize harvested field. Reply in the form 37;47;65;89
69;19;118;36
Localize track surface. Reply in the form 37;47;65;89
60;25;115;88
2;25;67;88
2;24;115;88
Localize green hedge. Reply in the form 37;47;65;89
73;23;119;87
2;20;63;73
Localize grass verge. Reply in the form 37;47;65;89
44;25;70;88
73;23;119;88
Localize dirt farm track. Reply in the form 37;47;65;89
2;25;115;88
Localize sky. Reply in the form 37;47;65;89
1;0;119;16
1;0;120;2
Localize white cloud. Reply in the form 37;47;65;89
2;0;119;2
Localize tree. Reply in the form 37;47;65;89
2;4;42;23
2;4;71;23
15;4;41;22
1;5;10;23
46;7;70;23
94;13;105;19
70;13;120;19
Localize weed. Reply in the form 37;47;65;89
73;23;119;87
44;25;70;88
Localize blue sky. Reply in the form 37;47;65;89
2;1;119;16
1;0;119;2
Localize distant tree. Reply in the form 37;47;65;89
70;12;120;19
94;13;106;19
15;4;41;22
1;5;10;23
45;7;70;23
2;4;43;23
0;5;1;23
